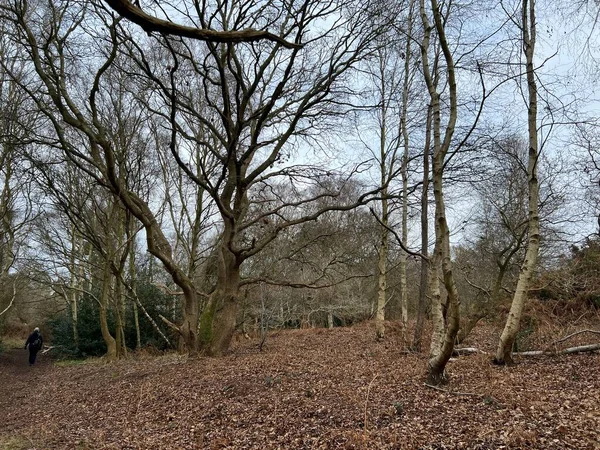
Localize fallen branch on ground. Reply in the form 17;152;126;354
545;329;600;350
364;374;379;434
515;343;600;357
41;346;56;355
452;347;485;356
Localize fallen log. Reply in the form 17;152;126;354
452;347;484;356
515;343;600;357
41;346;56;355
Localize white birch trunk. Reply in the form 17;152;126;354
495;0;540;365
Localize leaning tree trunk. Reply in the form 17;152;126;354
494;0;540;366
129;242;141;350
67;227;80;350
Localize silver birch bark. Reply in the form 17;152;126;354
494;0;540;365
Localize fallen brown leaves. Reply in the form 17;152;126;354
1;323;599;449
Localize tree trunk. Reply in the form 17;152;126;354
375;63;390;339
426;114;461;385
198;240;240;356
456;314;484;344
412;105;432;352
114;276;127;358
421;0;461;384
376;191;388;339
495;0;540;365
100;258;117;361
68;228;80;350
399;0;414;340
428;253;444;358
129;244;141;351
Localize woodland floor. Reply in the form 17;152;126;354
1;322;600;450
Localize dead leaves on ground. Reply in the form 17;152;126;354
1;324;599;449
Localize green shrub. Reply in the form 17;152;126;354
49;282;178;358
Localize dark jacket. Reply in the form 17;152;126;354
25;331;43;351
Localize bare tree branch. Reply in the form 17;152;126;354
103;0;301;49
369;207;428;260
0;282;16;317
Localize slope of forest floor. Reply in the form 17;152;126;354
1;322;599;450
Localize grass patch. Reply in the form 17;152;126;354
54;358;90;367
0;434;32;450
0;337;25;350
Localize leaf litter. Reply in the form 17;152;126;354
1;323;599;449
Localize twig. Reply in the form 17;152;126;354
424;383;482;397
364;374;379;434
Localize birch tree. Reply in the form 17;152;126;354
494;0;541;365
419;0;462;385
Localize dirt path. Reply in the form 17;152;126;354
0;346;54;446
0;346;52;375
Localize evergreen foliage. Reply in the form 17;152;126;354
49;282;178;358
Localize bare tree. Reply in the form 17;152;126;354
419;0;462;385
1;0;389;354
0;23;37;319
494;0;541;365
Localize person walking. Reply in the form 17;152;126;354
25;327;43;366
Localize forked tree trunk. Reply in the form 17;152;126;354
421;0;461;385
494;0;540;365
